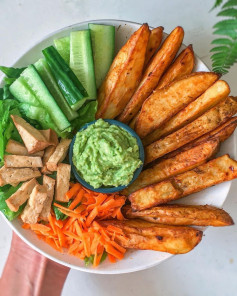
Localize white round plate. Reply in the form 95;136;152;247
1;20;236;274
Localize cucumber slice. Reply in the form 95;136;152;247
89;24;115;88
70;30;97;99
54;36;70;64
20;65;71;131
34;58;79;121
10;77;41;107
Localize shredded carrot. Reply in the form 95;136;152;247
66;183;81;200
22;183;127;267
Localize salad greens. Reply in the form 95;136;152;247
0;66;26;78
84;251;107;266
53;200;72;220
0;184;26;220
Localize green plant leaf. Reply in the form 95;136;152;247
218;7;237;16
223;0;237;9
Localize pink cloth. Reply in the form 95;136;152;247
0;233;70;296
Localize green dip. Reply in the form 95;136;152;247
72;119;142;188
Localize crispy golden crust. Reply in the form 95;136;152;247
122;139;219;196
157;44;195;89
100;219;203;254
96;24;150;119
123;205;234;227
163;116;237;159
129;155;237;210
143;80;230;146
144;26;164;67
145;97;237;164
118;26;184;124
135;72;219;138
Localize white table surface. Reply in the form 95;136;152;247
0;0;237;295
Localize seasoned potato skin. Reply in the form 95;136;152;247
129;155;237;210
143;80;230;146
123;205;234;227
135;72;219;139
144;26;164;67
163;116;237;159
118;26;184;124
96;24;150;119
122;139;219;196
145;97;237;164
156;44;195;89
100;219;203;254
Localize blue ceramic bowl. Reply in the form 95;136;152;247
69;119;145;193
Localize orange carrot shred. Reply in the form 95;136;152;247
108;253;116;263
69;189;84;210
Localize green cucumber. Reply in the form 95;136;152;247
54;36;70;64
43;46;90;111
10;77;41;107
20;65;71;131
70;30;97;99
34;58;78;121
89;24;115;88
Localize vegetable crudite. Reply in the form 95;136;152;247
0;22;237;268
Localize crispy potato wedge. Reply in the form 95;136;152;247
129;45;195;130
96;24;150;119
135;72;219;138
145;97;237;164
165;117;237;159
122;139;219;196
156;44;195;89
143;80;230;146
129;155;237;210
118;26;184;124
100;219;203;254
174;154;237;197
123;204;234;227
129;180;182;210
144;26;164;67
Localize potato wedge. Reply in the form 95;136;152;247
129;155;237;210
143;80;230;146
123;205;234;227
144;26;164;67
145;97;237;164
96;24;150;119
135;72;219;138
129;45;195;130
118;26;184;124
129;180;182;210
165;117;237;159
100;219;203;254
122;139;219;196
156;44;195;89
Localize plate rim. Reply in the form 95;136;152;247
0;18;235;274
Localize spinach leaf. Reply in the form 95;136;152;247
0;66;26;78
53;200;72;220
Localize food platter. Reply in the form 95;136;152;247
0;19;236;274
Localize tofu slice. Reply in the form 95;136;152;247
0;166;41;186
41;146;56;174
4;155;43;168
21;184;47;224
5;140;44;157
5;178;38;212
39;176;55;221
11;115;50;154
46;139;71;171
55;163;71;202
40;129;58;146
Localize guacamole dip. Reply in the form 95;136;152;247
72;119;142;188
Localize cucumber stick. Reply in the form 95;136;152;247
34;58;78;121
89;24;115;88
70;30;97;99
43;46;90;111
54;36;70;64
10;77;41;107
20;65;71;131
